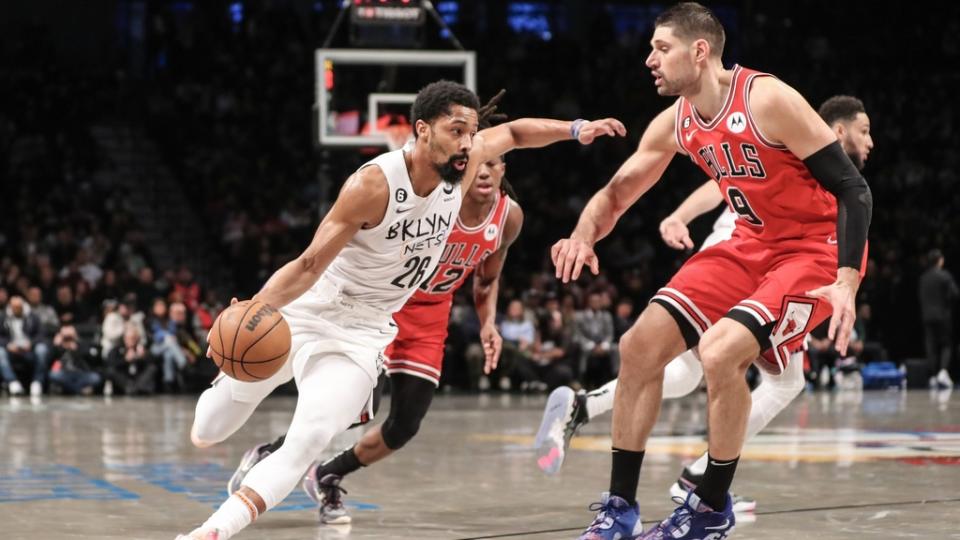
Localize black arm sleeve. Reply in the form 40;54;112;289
803;141;872;270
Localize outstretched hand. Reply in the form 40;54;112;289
577;118;627;145
551;238;600;283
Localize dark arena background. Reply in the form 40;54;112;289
0;1;958;539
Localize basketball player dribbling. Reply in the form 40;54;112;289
175;81;625;539
535;96;874;516
224;111;527;525
550;3;872;538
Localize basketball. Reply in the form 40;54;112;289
208;300;292;382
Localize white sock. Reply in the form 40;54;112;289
200;493;258;538
584;380;617;420
688;355;806;477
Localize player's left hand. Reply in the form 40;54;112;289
577;118;627;145
480;322;503;374
806;269;860;355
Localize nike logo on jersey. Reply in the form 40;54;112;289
685;129;699;142
396;205;415;214
826;235;838;245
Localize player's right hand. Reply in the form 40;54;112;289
551;238;599;283
659;215;693;250
206;297;240;358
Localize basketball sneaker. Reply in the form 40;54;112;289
668;466;756;513
534;386;587;475
578;492;643;540
174;527;221;539
302;463;351;524
227;442;273;496
639;491;735;540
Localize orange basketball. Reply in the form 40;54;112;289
208;300;291;382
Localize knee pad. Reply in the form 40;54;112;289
381;411;424;450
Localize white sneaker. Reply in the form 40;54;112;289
937;369;954;389
478;376;490;392
30;381;42;397
103;380;114;397
8;381;24;396
498;376;511;391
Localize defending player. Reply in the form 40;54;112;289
551;4;872;538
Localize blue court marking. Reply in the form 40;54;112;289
0;464;139;502
108;462;378;512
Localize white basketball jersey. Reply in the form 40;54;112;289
322;149;462;313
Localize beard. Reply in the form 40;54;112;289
434;153;469;184
845;147;865;170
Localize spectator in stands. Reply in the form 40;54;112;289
134;267;162;313
574;291;616;388
101;293;146;357
613;297;635;342
497;299;537;392
523;309;576;391
0;295;52;396
27;286;59;340
148;298;187;392
105;323;157;396
54;284;79;324
919;248;959;388
47;324;101;395
173;266;201;312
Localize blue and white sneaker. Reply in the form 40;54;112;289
668;467;756;513
639;491;735;540
577;493;643;540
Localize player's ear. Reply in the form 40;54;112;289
415;119;431;141
693;38;709;63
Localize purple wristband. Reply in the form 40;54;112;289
571;119;587;141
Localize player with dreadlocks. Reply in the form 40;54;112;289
223;90;597;525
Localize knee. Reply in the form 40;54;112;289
617;327;671;381
381;411;424;450
190;420;224;448
698;338;746;387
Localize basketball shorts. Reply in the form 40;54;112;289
217;277;395;423
384;300;451;386
651;233;849;374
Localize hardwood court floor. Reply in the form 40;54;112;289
1;389;958;539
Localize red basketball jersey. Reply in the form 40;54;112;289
675;65;837;242
410;191;513;307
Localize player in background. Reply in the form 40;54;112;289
534;96;873;516
175;81;625;539
551;3;872;538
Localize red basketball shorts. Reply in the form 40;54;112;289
651;233;848;373
384;300;450;386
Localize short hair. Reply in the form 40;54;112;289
410;80;480;137
655;2;726;58
818;95;866;126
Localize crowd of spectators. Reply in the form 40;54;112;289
1;1;957;396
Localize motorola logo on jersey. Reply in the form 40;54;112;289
442;183;455;195
726;111;747;133
395;188;408;203
484;224;499;241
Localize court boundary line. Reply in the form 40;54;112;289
456;497;960;539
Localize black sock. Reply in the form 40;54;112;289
693;454;739;511
609;448;644;506
263;434;286;454
315;445;364;480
